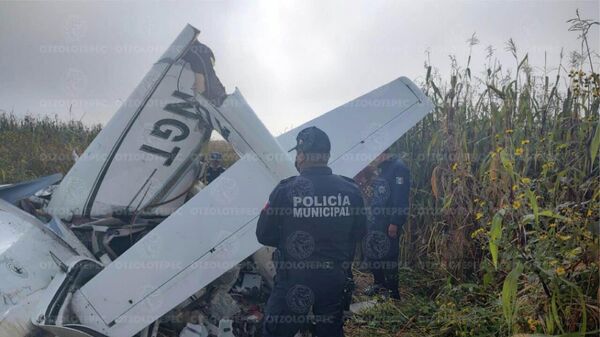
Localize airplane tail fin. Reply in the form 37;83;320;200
46;25;215;220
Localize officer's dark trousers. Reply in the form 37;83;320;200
369;235;400;297
263;267;346;337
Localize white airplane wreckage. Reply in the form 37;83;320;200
0;25;433;337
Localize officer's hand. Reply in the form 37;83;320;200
388;224;398;238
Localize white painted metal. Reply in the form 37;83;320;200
46;25;209;219
73;154;277;335
278;77;432;178
70;77;433;336
197;90;297;179
46;217;95;259
0;290;44;337
30;257;104;337
0;200;76;336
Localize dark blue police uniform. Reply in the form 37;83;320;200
364;156;410;299
256;127;366;337
182;40;227;106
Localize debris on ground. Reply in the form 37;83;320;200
12;184;378;337
349;300;377;314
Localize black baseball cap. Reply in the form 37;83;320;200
288;126;331;154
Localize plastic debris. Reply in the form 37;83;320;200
213;265;241;290
217;319;235;337
349;300;377;314
179;322;208;337
208;290;241;322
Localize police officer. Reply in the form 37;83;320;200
256;126;366;337
182;40;227;106
364;151;410;300
203;152;225;184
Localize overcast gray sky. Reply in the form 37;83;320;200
0;0;598;134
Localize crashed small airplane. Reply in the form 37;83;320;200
0;25;433;337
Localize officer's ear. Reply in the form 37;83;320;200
295;151;305;172
295;151;305;163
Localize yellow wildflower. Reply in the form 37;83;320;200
521;139;530;145
470;228;485;239
513;200;521;209
505;129;514;134
475;212;484;220
527;317;537;332
512;185;518;192
556;234;572;241
521;177;531;184
555;266;566;276
549;223;556;228
567;247;582;258
495;146;503;153
451;162;458;171
515;147;524;156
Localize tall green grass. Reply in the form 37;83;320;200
374;12;600;336
0;112;101;183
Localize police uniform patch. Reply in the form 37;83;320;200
286;284;314;314
363;230;391;259
285;230;315;260
395;176;404;185
371;178;390;205
287;176;314;203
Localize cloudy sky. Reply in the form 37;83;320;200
0;0;598;134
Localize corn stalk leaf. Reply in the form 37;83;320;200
487;84;505;99
499;149;515;179
442;193;454;210
590;121;600;169
502;262;523;332
552;291;564;334
431;166;440;198
526;189;539;225
489;209;505;269
431;81;443;100
539;210;571;222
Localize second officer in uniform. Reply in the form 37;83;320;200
364;151;410;299
256;126;367;337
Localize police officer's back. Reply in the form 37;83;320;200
256;126;366;337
